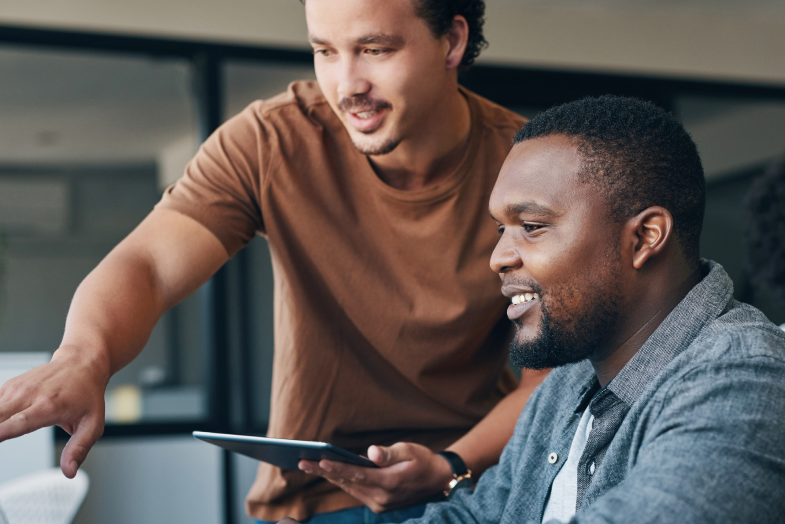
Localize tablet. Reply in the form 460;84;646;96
193;431;378;470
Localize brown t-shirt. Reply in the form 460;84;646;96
157;81;526;521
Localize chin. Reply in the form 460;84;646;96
347;122;402;156
351;135;401;156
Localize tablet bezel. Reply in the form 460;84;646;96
193;431;378;470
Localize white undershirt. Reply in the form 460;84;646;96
542;406;595;523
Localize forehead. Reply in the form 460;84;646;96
490;135;596;217
305;0;425;41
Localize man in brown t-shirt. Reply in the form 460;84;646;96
0;0;547;522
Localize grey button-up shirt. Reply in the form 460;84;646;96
414;261;785;523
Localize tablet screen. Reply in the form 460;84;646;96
193;431;378;470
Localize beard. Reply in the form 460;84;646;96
351;136;400;156
338;94;400;156
509;257;622;370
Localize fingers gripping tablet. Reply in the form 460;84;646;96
193;431;378;470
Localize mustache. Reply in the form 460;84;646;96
338;95;392;114
502;276;543;295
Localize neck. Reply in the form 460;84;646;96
368;83;471;191
591;264;702;387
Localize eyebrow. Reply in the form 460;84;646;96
308;34;328;45
506;202;558;217
489;201;559;221
308;33;404;47
356;33;404;46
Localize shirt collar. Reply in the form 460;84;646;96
605;259;734;406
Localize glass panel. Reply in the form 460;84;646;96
0;45;209;425
677;95;785;324
223;60;316;431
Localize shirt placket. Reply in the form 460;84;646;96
575;390;629;511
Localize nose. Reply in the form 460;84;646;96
337;56;372;100
490;232;522;274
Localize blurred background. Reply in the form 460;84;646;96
0;1;783;523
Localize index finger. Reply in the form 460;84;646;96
0;405;54;443
0;381;32;425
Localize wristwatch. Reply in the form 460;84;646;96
437;451;472;498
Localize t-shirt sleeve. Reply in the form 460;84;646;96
156;101;272;257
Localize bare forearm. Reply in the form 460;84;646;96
0;209;227;479
56;251;169;377
448;368;550;475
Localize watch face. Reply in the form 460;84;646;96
446;477;473;499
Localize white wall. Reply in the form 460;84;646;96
482;3;785;85
0;0;784;85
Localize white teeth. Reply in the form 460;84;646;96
511;293;539;305
356;111;375;119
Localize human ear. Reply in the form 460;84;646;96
444;15;469;70
628;206;674;270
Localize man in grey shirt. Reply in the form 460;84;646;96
394;96;785;523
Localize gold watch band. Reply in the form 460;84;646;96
443;469;472;497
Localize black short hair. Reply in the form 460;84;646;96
415;0;487;67
744;153;785;307
513;95;706;266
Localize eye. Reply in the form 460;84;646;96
313;49;331;57
365;48;385;56
522;223;544;233
497;225;505;236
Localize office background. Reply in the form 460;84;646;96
0;1;784;523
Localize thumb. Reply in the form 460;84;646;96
60;416;103;478
367;443;412;467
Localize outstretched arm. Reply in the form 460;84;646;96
0;208;228;477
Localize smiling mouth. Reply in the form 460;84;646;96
506;292;540;321
511;292;539;305
347;108;387;133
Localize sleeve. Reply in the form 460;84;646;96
404;384;547;524
156;101;275;257
571;335;785;524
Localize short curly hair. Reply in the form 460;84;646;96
744;153;785;307
415;0;488;67
514;95;706;266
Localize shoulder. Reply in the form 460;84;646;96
462;87;527;138
655;303;785;411
239;80;336;132
699;299;785;361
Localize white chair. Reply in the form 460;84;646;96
0;469;89;524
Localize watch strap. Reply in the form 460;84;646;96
437;451;472;498
437;451;469;476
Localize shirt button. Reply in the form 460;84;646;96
548;452;558;464
589;462;596;475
